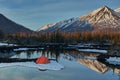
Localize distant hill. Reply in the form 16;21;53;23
0;14;33;34
37;6;120;32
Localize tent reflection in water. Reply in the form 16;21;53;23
36;56;50;64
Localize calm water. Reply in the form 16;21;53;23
0;49;119;80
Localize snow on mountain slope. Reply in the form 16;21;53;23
115;8;120;16
80;6;118;23
37;18;78;32
37;23;56;31
37;6;120;32
80;6;120;30
115;8;120;12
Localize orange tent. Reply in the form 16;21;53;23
36;56;50;64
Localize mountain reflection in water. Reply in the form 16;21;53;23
78;59;109;73
0;49;120;75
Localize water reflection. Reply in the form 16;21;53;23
12;49;61;61
108;49;120;56
78;59;109;74
0;50;15;58
0;49;120;80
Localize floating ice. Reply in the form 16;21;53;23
78;49;107;53
107;57;120;64
0;61;64;70
0;42;15;46
14;48;29;51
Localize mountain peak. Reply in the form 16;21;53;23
100;5;114;12
102;5;110;9
79;6;120;30
80;6;119;23
83;6;115;17
100;6;114;12
37;6;120;32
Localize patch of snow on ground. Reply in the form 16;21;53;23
14;48;29;51
78;49;107;53
0;42;16;46
0;61;64;70
14;48;45;51
0;42;10;46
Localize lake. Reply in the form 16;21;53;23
0;49;119;80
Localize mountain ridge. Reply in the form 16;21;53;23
37;6;120;32
79;6;120;30
0;13;33;34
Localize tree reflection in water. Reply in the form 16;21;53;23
1;49;120;75
0;50;15;58
13;49;61;61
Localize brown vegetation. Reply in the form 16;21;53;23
1;30;120;45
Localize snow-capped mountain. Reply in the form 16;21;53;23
37;6;120;32
115;8;120;13
115;8;120;16
37;17;93;32
37;18;91;32
80;6;120;30
0;14;33;34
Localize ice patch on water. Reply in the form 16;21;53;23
0;61;64;70
78;49;107;53
107;57;120;64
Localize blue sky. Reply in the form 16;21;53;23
0;0;120;31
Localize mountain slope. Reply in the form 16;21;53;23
37;18;93;32
37;6;120;32
80;6;120;30
115;8;120;16
0;14;33;34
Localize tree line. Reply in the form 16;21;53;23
0;30;120;45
